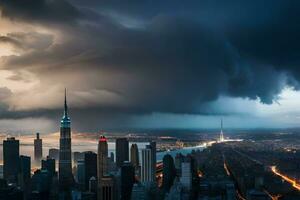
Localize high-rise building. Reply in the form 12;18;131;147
116;138;129;168
3;137;20;184
141;147;154;183
175;153;184;174
84;151;97;190
19;155;31;189
98;136;108;199
88;176;97;193
34;132;43;163
76;160;85;187
180;161;192;190
58;89;74;191
120;161;135;200
42;156;56;177
162;154;176;192
98;136;108;178
131;183;147;200
149;141;156;181
130;144;139;170
48;148;59;160
99;175;116;200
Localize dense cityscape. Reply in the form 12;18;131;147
1;94;300;200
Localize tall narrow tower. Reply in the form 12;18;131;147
34;132;42;163
220;119;224;142
59;89;74;191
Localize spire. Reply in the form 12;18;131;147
64;88;68;118
220;118;224;142
61;88;70;128
221;118;223;131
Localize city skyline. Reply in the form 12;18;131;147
1;1;300;132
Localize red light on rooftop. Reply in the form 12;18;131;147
99;136;107;142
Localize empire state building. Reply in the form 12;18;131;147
59;89;74;191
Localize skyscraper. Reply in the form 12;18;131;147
98;135;108;178
3;137;20;184
19;155;31;190
149;141;157;181
116;138;129;168
162;154;176;192
34;132;43;163
98;135;108;200
120;161;135;200
84;151;97;190
42;156;56;177
76;160;85;187
59;89;74;191
141;147;154;183
180;161;192;190
99;175;116;200
130;144;139;170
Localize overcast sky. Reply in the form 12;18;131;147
1;0;300;133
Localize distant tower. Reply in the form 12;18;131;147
98;135;108;178
120;162;135;200
59;89;74;191
141;146;154;183
34;132;43;163
116;138;129;168
84;151;97;190
130;144;139;170
98;135;108;200
162;154;176;192
149;141;157;181
220;119;224;142
3;137;19;184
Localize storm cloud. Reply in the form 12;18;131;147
0;0;300;131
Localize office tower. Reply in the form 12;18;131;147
3;137;20;184
31;169;52;198
180;161;192;190
110;152;114;162
162;154;176;192
98;135;108;178
88;176;97;193
48;148;59;160
84;151;97;190
73;152;84;164
130;144;139;169
76;160;85;187
149;141;156;181
120;161;135;200
116;138;129;168
42;156;56;177
99;175;116;200
34;132;43;163
58;89;74;190
98;136;108;199
175;153;184;173
141;147;154;183
131;183;147;200
19;155;31;189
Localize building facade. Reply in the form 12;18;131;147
3;137;20;184
116;138;129;168
58;90;74;191
34;132;43;163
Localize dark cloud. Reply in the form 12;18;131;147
1;0;300;130
0;0;81;23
